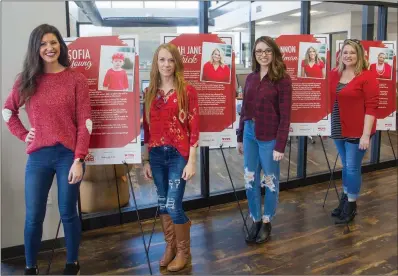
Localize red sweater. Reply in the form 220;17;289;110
3;68;92;159
329;68;379;138
202;62;231;83
143;85;199;159
103;68;129;90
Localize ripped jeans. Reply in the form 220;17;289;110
149;146;189;224
243;120;280;223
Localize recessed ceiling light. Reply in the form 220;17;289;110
256;20;276;25
290;10;321;16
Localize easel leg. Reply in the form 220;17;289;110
46;219;62;275
386;130;397;163
113;165;123;225
323;153;340;208
123;162;153;275
219;145;250;236
287;137;292;184
147;206;159;252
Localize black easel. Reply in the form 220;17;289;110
113;165;123;225
123;162;153;275
386;130;397;163
46;219;61;275
219;144;250;236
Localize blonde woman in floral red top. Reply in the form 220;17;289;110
142;43;199;272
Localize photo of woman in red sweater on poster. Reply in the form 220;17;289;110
299;44;326;79
2;24;92;275
369;50;393;80
142;43;199;272
201;43;232;83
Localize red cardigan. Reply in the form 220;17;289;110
329;68;379;138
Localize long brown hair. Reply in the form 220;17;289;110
251;36;287;82
145;43;187;124
19;24;70;104
337;39;369;75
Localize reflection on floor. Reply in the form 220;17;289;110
121;132;397;211
2;167;397;275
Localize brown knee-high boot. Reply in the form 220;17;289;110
159;214;176;267
167;220;191;272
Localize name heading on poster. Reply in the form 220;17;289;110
68;49;92;70
280;45;298;61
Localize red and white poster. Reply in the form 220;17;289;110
161;34;237;147
65;35;141;165
275;35;330;136
336;40;397;131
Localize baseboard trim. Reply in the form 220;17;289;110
1;237;66;261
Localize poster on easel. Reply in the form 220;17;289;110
274;34;331;136
161;34;237;147
65;35;141;165
336;40;397;131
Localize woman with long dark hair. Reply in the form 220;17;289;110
237;36;292;244
2;24;91;275
142;43;199;272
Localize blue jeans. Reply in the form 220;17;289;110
149;146;189;224
243;120;280;223
25;144;82;267
333;139;367;200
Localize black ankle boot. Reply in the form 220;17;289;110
331;193;348;217
63;261;80;275
255;222;272;244
335;201;357;224
24;266;39;275
245;221;262;243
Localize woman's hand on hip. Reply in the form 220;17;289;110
143;162;152;180
25;128;35;143
359;134;370;150
273;150;284;161
68;161;83;184
182;161;196;181
237;142;244;155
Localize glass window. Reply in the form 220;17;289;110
95;1;112;8
79;24;112;37
176;1;198;9
144;1;175;9
111;1;144;8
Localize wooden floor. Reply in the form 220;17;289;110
2;167;397;275
119;131;397;211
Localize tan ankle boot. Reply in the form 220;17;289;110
159;214;176;267
167;220;191;272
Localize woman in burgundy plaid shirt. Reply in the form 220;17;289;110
237;36;292;244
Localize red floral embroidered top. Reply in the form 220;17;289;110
143;84;199;159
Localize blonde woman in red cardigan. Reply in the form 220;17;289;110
142;43;199;272
329;39;379;224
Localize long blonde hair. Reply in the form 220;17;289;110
145;43;187;124
304;46;321;65
337;39;369;75
209;48;225;67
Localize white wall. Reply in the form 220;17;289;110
1;1;67;248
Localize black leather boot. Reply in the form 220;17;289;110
255;222;272;244
245;221;262;243
335;201;357;224
331;193;348;217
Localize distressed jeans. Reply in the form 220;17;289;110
333;139;367;200
149;146;189;224
24;144;83;267
243;120;280;223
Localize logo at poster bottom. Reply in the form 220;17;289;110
85;153;95;162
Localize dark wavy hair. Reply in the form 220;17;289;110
18;24;70;104
251;36;288;82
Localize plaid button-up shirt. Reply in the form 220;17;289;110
237;71;292;153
